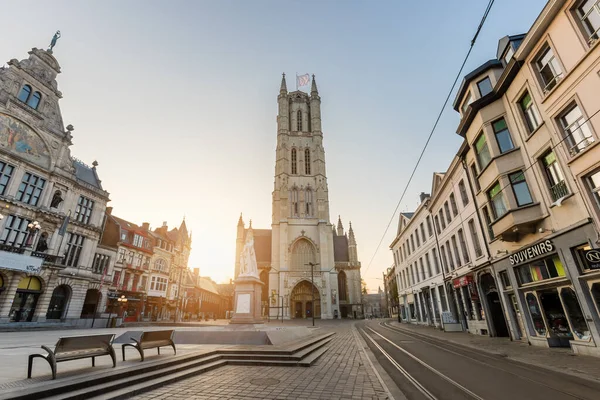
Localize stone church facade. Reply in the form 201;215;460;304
235;75;362;319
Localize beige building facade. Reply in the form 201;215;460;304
453;0;600;356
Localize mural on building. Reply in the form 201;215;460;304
0;113;50;168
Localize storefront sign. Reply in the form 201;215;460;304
583;249;600;270
453;275;473;288
0;251;43;274
509;239;554;266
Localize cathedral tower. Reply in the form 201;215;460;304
271;74;337;319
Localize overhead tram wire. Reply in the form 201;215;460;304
366;106;600;280
364;0;496;275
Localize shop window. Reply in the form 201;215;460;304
515;255;565;285
591;282;600;318
526;293;547;336
560;287;590;340
539;289;572;339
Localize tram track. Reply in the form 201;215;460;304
378;321;598;399
358;321;600;400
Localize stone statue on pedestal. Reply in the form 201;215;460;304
239;223;259;278
230;220;264;324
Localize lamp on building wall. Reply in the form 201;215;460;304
496;249;508;255
23;220;41;248
117;295;128;319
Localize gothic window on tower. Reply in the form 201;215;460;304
291;148;297;174
305;188;313;216
291;188;299;216
297;110;302;131
305;148;311;174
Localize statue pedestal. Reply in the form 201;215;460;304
230;275;264;324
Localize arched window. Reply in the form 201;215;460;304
305;148;311;174
291;148;297;174
46;285;71;320
27;91;42;110
155;258;167;272
338;271;348;301
291;239;315;271
305;188;313;216
291;188;299;216
17;85;31;103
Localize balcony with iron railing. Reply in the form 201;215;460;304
0;243;64;265
549;180;569;202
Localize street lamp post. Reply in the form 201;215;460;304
305;262;319;327
117;295;128;326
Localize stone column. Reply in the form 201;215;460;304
0;271;20;322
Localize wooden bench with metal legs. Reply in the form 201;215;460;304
122;330;176;362
28;334;116;380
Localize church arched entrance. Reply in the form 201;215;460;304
290;280;320;319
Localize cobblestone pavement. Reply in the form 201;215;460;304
387;320;600;383
131;324;393;400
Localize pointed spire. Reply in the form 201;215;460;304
311;74;318;96
337;215;344;236
249;219;253;229
280;73;288;94
348;221;356;244
237;213;244;226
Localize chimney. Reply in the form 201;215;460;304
162;221;168;227
142;222;150;231
106;206;113;215
419;192;430;203
193;268;200;279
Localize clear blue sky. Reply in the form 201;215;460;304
0;0;548;291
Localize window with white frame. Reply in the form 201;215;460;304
585;169;600;214
558;103;595;155
468;219;483;257
450;193;458;216
155;258;167;272
519;91;542;133
451;235;462;267
488;182;507;219
150;276;168;292
425;253;432;277
461;92;473;114
458;180;469;206
474;133;491;170
432;249;440;274
415;229;420;247
426;216;433;237
439;210;446;229
535;45;563;92
509;171;533;207
444;201;452;224
576;0;600;44
0;215;31;247
92;253;110;274
0;161;15;196
440;244;449;273
493;118;514;154
117;247;126;262
16;172;45;206
446;242;455;270
133;234;144;247
420;223;426;243
134;253;143;267
75;195;94;224
458;229;470;264
477;77;493;97
540;150;569;202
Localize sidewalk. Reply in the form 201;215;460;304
389;320;600;383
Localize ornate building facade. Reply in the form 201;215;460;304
235;75;362;319
0;44;110;326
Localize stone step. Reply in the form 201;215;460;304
3;332;336;400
